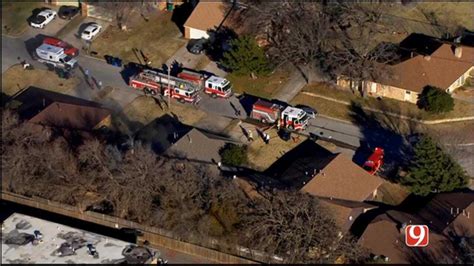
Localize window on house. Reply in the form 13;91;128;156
405;91;411;94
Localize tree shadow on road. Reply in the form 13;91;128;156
348;101;422;182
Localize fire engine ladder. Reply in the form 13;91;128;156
140;69;199;92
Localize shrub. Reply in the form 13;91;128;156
219;143;248;166
221;35;272;77
417;86;454;113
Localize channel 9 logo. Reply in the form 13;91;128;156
405;225;429;247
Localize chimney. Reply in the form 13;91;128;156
454;45;463;58
410;51;414;58
399;223;407;234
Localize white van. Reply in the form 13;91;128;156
36;43;77;69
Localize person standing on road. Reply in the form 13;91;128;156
85;68;90;78
98;81;103;89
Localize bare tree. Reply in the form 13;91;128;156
93;0;152;30
241;191;369;263
238;1;400;83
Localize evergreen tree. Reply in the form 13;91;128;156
402;136;469;196
219;143;248;166
221;35;272;77
417;86;454;114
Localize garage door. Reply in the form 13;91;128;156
189;28;209;39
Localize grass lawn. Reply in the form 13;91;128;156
246;128;307;171
2;2;41;36
227;69;291;99
90;12;185;68
1;65;80;97
292;83;474;122
118;96;207;134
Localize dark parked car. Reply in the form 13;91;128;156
58;5;79;20
187;38;207;54
295;104;318;118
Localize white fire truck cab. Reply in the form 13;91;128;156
204;76;232;98
129;69;201;104
250;99;310;131
279;106;310;131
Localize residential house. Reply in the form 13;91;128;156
13;87;112;133
337;33;474;103
45;0;79;7
354;190;474;263
165;127;236;163
264;139;385;230
183;1;237;39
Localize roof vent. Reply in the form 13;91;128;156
454;45;463;58
423;55;431;61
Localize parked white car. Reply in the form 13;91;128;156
29;9;57;29
81;23;102;41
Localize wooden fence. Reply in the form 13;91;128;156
1;191;260;264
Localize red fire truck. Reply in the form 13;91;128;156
129;69;201;104
177;69;232;98
250;99;310;130
362;147;384;175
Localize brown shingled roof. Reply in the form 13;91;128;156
28;102;111;131
301;153;385;202
377;43;474;92
183;2;231;32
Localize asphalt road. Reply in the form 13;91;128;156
3;28;472;177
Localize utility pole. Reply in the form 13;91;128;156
167;65;171;111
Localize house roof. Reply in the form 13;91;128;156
301;153;385;202
14;87;111;131
165;128;229;163
28;102;111;131
444;202;474;237
355;190;474;263
183;2;231;32
319;198;376;231
358;214;460;264
376;36;474;92
264;139;337;186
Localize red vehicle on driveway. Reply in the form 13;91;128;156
363;147;384;175
43;37;79;57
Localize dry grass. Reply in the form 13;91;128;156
90;12;185;67
227;69;291;98
2;2;41;36
120;96;207;134
292;83;474;122
195;56;212;71
374;182;410;206
1;65;80;97
246;128;307;171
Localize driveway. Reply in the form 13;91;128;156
165;44;205;69
61;17;111;55
21;6;72;41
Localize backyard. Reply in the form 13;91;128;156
90;11;186;68
115;96;207;135
292;83;474;122
1;65;80;98
246;128;307;171
2;2;41;36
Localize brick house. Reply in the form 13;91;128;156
263;139;385;230
13;87;112;132
183;1;232;39
337;34;474;104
